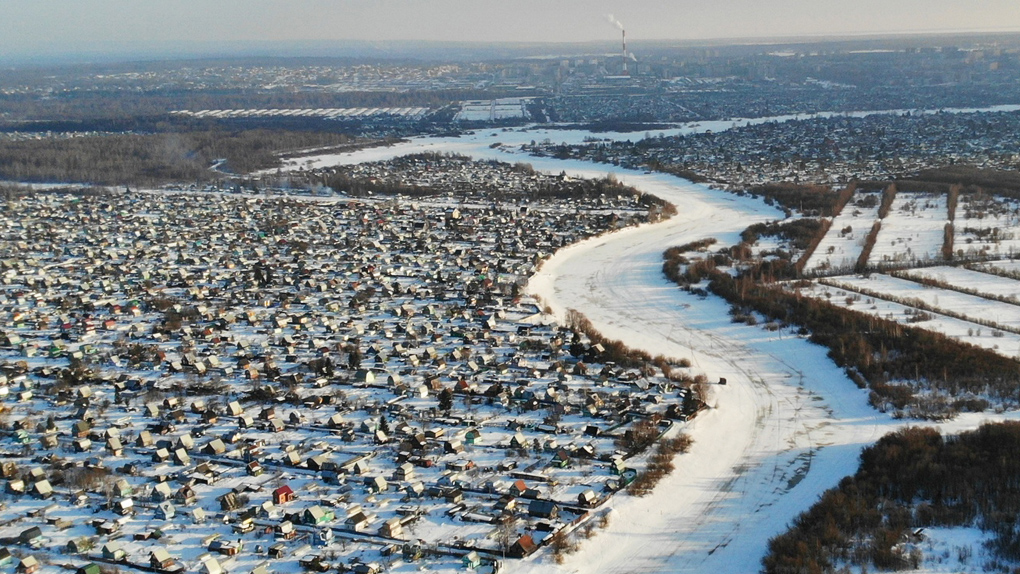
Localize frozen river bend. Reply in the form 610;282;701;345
285;128;1009;573
521;170;888;573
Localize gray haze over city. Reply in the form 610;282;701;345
4;0;1020;64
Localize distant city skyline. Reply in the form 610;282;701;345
4;0;1020;64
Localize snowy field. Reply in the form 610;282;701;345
978;259;1020;275
900;265;1020;303
803;188;1020;275
911;527;996;573
956;194;1020;259
825;273;1020;334
454;98;533;121
804;190;883;274
788;279;1020;359
277;120;1020;573
869;192;949;266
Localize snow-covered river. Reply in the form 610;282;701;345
276;111;1020;573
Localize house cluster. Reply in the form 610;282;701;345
0;186;696;573
303;153;663;215
528;108;1020;189
3;62;501;103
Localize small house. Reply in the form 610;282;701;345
66;538;93;555
30;480;52;499
149;548;175;570
528;499;558;519
156;502;175;520
394;462;415;481
462;551;482;570
174;484;197;505
379;517;402;538
276;520;296;540
345;511;369;532
18;526;43;547
209;539;243;556
113;478;132;498
102;541;126;561
219;492;241;511
366;475;388;493
105;437;123;456
510;534;538;558
114;497;134;515
405;481;425;498
273;485;295;505
204;439;227;455
136;430;154;447
16;556;38;574
509;479;528;498
246;461;264;476
173;448;191;466
304;505;334;525
201;557;224;574
6;479;24;495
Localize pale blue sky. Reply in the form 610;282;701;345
3;0;1020;62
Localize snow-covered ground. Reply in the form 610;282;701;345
826;274;1020;334
911;527;996;573
956;194;1020;259
787;279;1020;359
455;98;533;121
870;192;949;266
805;191;883;274
979;259;1020;275
901;265;1020;303
283;125;1020;573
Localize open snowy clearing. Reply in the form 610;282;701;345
805;188;1020;275
901;265;1020;303
870;192;949;266
786;279;1020;359
804;190;882;274
291;124;1020;573
825;274;1020;334
956;194;1020;259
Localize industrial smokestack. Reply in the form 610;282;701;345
622;29;628;75
606;14;629;76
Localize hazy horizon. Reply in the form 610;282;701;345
4;0;1020;66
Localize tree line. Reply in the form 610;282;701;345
0;129;357;186
764;423;1020;573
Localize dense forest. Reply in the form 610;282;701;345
764;423;1020;573
0;129;370;185
882;166;1020;199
